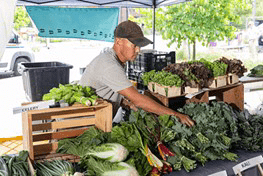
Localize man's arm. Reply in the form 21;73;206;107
119;86;194;127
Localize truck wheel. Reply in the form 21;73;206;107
13;58;29;76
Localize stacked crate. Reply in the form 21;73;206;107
127;51;176;91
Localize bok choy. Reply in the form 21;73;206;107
84;143;129;162
82;157;139;176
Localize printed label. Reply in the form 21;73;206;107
13;100;55;114
208;170;227;176
232;155;263;175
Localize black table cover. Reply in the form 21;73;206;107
166;150;263;176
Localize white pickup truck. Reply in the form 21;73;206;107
0;30;35;76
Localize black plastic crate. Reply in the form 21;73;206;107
127;70;147;90
21;62;73;102
128;51;176;72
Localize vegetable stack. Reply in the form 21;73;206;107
142;70;184;87
0;150;30;176
42;84;99;106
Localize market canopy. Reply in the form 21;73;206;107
17;0;191;48
17;0;189;8
25;6;119;42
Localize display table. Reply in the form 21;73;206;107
167;150;263;176
144;82;244;111
240;76;263;92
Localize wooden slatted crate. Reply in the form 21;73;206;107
22;100;112;163
227;73;239;85
209;75;227;88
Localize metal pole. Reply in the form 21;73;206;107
126;7;129;20
252;0;256;24
152;3;156;50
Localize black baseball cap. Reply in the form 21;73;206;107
114;20;153;47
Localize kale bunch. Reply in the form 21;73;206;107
165;102;240;172
232;109;263;151
248;65;263;77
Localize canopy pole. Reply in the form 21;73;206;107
152;1;156;50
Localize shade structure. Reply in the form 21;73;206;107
17;0;191;48
17;0;189;8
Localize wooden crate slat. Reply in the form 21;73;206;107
32;127;90;142
30;108;98;121
35;154;80;162
32;117;96;131
28;102;108;119
31;110;96;121
95;103;112;132
22;111;34;161
34;142;58;156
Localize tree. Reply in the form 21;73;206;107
14;6;31;30
131;0;250;60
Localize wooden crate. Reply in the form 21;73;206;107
184;86;201;94
209;75;227;88
148;82;156;93
227;73;239;85
156;83;182;97
22;100;112;163
144;83;244;111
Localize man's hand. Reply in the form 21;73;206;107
175;113;195;127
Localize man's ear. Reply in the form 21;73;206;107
115;38;123;46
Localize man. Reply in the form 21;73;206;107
80;20;194;127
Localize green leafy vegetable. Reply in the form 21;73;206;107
42;84;98;106
81;157;139;176
84;143;129;162
35;159;74;176
248;65;263;77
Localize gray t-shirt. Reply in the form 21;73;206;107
79;47;132;115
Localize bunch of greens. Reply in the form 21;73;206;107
56;127;110;157
0;150;30;176
219;57;247;77
197;58;228;77
56;126;145;175
142;70;184;87
182;69;199;83
34;159;75;176
163;62;213;88
248;65;263;77
42;84;99;106
141;70;156;86
232;109;263;151
163;102;240;172
111;122;161;173
80;157;139;176
83;143;129;162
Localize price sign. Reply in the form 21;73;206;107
232;155;263;175
208;170;228;176
13;100;55;114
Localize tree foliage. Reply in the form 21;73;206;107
14;6;31;30
130;0;250;49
